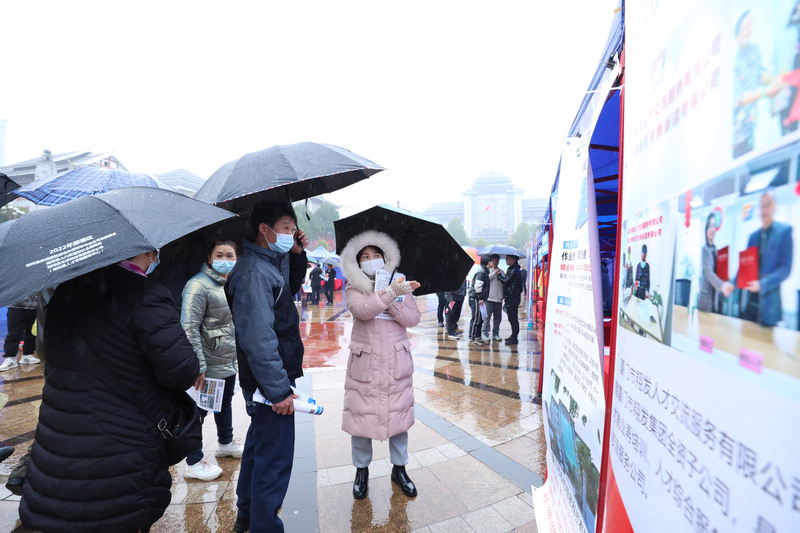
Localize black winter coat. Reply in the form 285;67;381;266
500;263;523;300
20;266;199;533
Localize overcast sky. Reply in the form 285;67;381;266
0;1;619;213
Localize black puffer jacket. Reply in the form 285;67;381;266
500;262;523;300
20;266;199;533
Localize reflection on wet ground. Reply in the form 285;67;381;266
0;290;544;532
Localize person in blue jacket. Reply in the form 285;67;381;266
225;201;309;533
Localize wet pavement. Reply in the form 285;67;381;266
0;291;545;532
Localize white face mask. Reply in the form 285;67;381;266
360;258;385;276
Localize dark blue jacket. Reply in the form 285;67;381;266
225;241;306;403
745;221;793;326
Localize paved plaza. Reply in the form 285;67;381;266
0;292;545;532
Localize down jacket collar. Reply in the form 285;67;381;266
339;230;401;294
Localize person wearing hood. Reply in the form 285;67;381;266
180;241;244;482
19;250;200;533
339;230;421;501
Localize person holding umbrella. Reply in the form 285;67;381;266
180;240;244;481
339;230;421;500
499;254;524;346
19;250;201;533
224;200;309;533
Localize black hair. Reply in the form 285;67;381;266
210;240;238;255
357;245;385;266
480;254;492;267
641;244;648;254
250;201;298;239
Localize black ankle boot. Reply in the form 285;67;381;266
233;514;249;533
391;465;418;497
353;467;369;499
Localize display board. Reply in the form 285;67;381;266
614;1;800;531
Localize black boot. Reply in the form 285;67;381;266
353;467;369;499
391;465;418;497
232;514;249;533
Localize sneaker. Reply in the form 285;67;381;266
492;335;503;341
18;354;40;365
184;460;223;481
468;339;482;346
505;338;518;346
216;441;244;458
0;359;18;372
437;322;445;327
456;328;464;334
447;333;462;340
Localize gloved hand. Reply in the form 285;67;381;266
387;280;414;298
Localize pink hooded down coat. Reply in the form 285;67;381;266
340;230;421;441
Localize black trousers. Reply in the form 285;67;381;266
311;285;321;304
505;297;520;340
4;308;36;358
436;293;447;324
325;284;334;304
446;299;464;335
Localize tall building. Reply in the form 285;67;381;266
463;172;523;241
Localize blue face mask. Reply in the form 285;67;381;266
266;225;295;254
212;260;236;274
145;255;160;276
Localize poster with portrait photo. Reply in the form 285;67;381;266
617;198;678;346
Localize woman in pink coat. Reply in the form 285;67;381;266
339;230;421;500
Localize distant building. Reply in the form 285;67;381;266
421;201;464;226
422;172;546;241
0;149;127;187
155;168;205;197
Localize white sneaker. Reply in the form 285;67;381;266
18;354;41;365
184;460;223;481
216;441;244;458
0;359;18;371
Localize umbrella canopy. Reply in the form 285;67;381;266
334;205;474;295
194;142;384;214
0;173;20;207
10;166;176;206
478;244;527;259
462;246;480;264
322;257;340;267
0;187;235;308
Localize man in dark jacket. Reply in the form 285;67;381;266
445;280;467;339
20;251;200;533
468;255;492;345
634;244;650;300
225;201;308;533
309;263;323;304
324;263;337;305
500;255;524;345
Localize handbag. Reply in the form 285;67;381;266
74;334;202;466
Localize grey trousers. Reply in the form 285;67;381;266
485;300;502;336
351;432;409;468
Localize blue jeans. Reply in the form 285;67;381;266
186;374;237;465
237;389;295;533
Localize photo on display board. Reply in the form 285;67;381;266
732;0;800;160
543;369;600;533
671;139;800;389
617;199;678;346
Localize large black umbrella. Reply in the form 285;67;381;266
194;142;384;214
334;205;474;296
0;187;235;308
0;173;20;207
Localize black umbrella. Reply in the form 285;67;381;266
334;205;474;296
0;173;20;207
194;142;384;214
0;187;235;308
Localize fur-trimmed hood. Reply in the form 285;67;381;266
339;230;401;294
